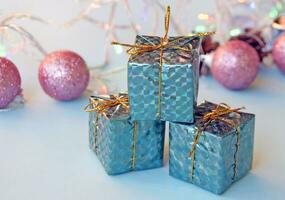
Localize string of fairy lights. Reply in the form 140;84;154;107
1;0;283;63
0;13;48;58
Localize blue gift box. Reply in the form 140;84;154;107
128;35;201;123
87;94;165;175
169;101;255;194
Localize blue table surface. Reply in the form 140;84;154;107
1;0;285;199
1;61;285;200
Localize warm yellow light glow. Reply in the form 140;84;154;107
198;13;209;21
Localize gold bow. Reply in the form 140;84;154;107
84;95;129;119
112;5;214;119
189;103;244;180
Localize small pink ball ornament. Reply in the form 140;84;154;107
211;40;260;90
272;33;285;74
0;57;21;108
39;50;90;101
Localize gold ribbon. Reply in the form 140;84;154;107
84;95;129;119
112;5;214;119
189;103;244;180
132;121;137;170
84;95;138;170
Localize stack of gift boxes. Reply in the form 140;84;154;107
85;6;255;195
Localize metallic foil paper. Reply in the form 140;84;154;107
169;101;255;194
88;95;165;175
128;35;201;123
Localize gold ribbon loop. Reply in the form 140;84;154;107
189;103;244;180
203;103;244;122
112;5;214;119
84;95;129;119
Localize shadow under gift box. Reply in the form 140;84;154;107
169;101;255;194
88;96;165;175
128;35;201;123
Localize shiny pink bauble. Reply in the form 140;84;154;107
39;50;90;101
272;33;285;74
211;40;260;90
0;57;21;108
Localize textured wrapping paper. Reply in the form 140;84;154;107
128;35;201;123
169;101;255;194
88;95;165;175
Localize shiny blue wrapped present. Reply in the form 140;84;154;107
169;101;255;194
111;6;213;123
127;35;201;123
85;94;165;175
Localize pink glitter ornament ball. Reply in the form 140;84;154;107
0;57;21;108
211;40;260;90
39;50;89;101
272;33;285;74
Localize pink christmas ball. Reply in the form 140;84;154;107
211;40;260;90
0;57;21;108
272;33;285;74
39;50;90;101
